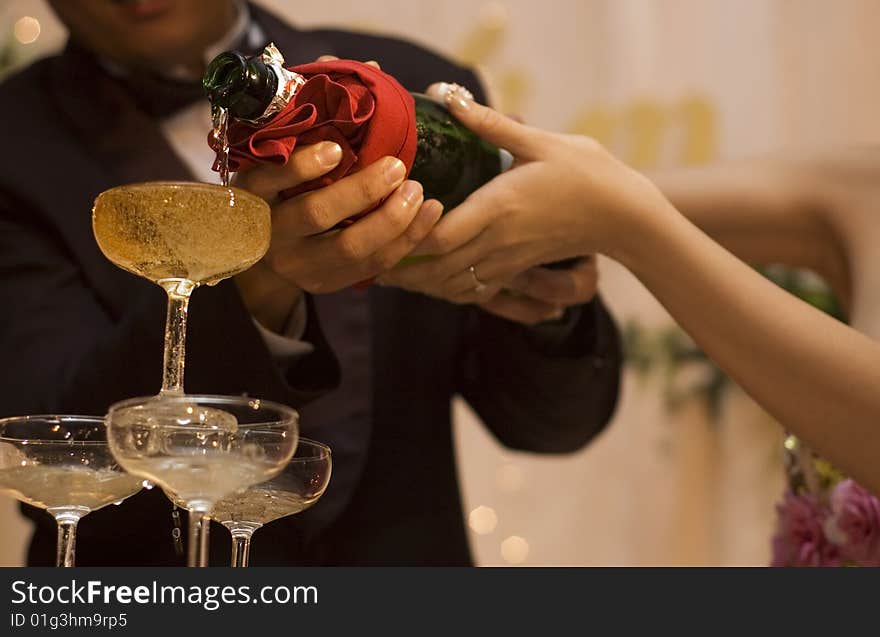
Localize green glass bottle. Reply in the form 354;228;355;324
409;93;509;210
202;46;511;211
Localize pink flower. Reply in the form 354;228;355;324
826;480;880;567
771;491;840;567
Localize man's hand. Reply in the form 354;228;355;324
234;141;442;333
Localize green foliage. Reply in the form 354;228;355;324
782;434;848;499
623;320;731;422
759;264;846;322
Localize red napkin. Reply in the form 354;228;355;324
215;60;418;203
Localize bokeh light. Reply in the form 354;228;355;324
13;17;41;45
468;505;498;535
501;536;529;564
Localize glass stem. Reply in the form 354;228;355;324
159;278;197;396
231;534;251;568
199;515;211;566
50;508;87;568
229;523;261;567
187;506;212;568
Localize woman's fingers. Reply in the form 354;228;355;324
425;82;546;159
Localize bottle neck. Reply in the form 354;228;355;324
203;44;305;123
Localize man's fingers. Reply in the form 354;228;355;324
507;258;599;305
297;196;438;292
273;156;407;236
234;142;342;203
318;179;424;266
425;82;545;158
366;199;443;272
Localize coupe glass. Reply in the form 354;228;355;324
106;394;298;567
92;182;270;396
0;415;143;567
212;438;332;567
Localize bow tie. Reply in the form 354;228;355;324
116;72;209;119
109;31;267;119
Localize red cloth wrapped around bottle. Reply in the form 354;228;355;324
215;59;418;201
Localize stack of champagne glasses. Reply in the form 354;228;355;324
0;182;331;567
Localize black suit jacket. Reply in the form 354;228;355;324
0;5;622;566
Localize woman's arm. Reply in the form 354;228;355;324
396;86;880;493
616;196;880;494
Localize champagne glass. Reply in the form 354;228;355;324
106;394;298;567
212;438;332;567
92;182;270;396
0;415;143;567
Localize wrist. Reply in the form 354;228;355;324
610;199;690;275
235;260;304;334
575;161;676;267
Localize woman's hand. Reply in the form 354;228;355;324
378;83;672;309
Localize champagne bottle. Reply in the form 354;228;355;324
202;46;511;211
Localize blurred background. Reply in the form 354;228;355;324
1;0;876;566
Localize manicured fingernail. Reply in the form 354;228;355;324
316;142;342;167
384;158;406;184
453;93;472;111
434;82;455;101
400;180;423;205
434;82;473;110
418;200;443;221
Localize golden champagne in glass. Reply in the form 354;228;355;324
92;182;270;395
